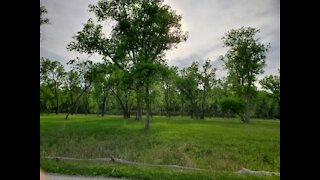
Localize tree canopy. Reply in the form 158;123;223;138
67;0;188;129
222;27;270;123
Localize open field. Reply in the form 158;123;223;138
40;114;280;179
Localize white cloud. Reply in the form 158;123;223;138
41;0;279;79
163;0;279;77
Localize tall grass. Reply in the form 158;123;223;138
40;114;280;179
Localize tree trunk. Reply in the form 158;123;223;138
124;92;130;119
243;110;250;123
181;103;184;116
122;107;129;119
200;87;206;119
85;105;89;115
65;84;91;120
243;92;252;123
110;88;130;119
136;90;142;120
190;107;194;119
165;84;171;118
123;104;130;119
144;82;150;130
136;101;142;120
127;107;131;119
145;107;150;130
123;109;130;119
101;97;106;117
55;100;59;114
74;104;78;114
55;89;59;114
190;100;197;119
101;92;108;117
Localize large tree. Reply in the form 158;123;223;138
222;27;270;123
68;0;187;129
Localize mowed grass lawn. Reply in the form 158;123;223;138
40;114;280;180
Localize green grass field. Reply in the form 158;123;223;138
40;114;280;179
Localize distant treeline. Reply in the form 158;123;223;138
40;58;279;119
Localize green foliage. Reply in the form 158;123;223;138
219;97;245;117
253;91;279;119
176;62;200;118
63;70;81;105
67;19;109;58
67;58;100;86
92;73;109;115
40;84;55;112
63;59;107;118
199;59;217;119
199;59;216;90
39;58;280;119
68;0;187;70
40;58;66;84
40;58;66;113
222;27;269;92
160;65;180;116
222;27;270;122
259;73;280;104
87;0;188;61
67;0;188;126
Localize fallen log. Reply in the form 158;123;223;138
237;168;280;176
42;156;206;171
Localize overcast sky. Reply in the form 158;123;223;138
40;0;280;81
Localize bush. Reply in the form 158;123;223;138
219;97;245;117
